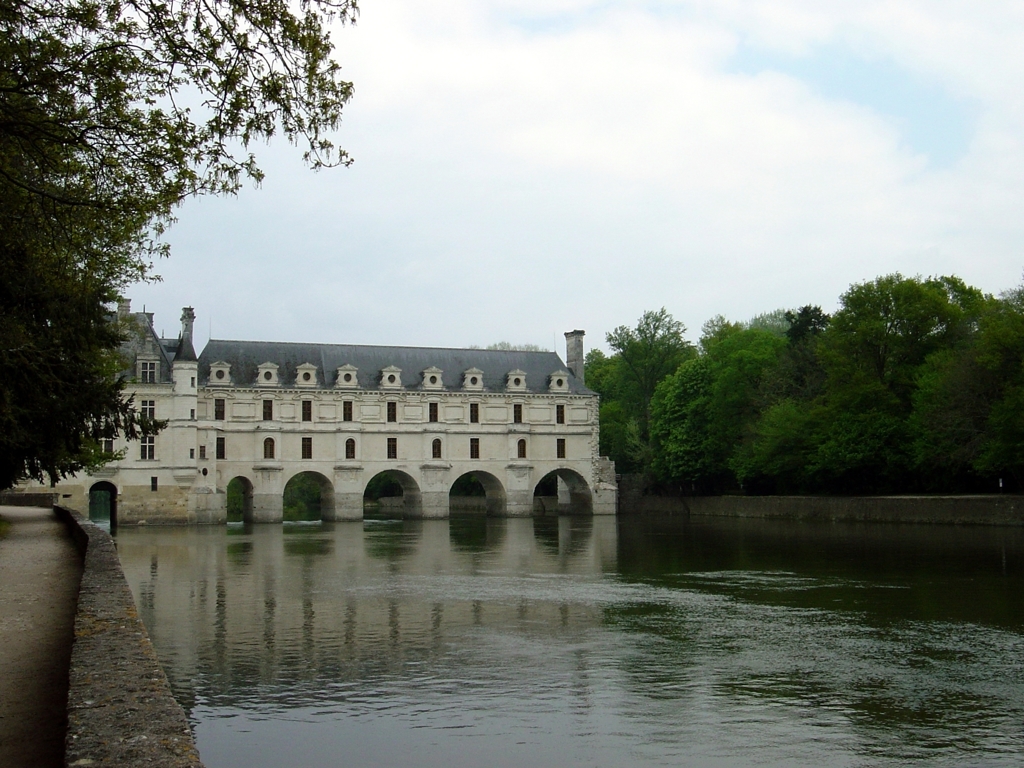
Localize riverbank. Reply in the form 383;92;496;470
619;491;1024;525
57;506;205;768
0;506;81;768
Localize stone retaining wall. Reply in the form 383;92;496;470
619;493;1024;525
0;491;58;507
55;507;205;768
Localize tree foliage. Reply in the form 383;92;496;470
1;0;356;487
587;309;694;474
638;274;1024;495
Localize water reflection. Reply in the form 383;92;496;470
115;516;1024;768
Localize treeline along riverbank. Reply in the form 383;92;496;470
589;273;1024;495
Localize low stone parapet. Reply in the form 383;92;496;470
0;491;58;507
55;507;204;768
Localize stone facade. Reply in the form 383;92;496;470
37;304;617;524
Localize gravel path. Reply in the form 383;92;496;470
0;505;83;768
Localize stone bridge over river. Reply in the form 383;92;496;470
25;303;617;524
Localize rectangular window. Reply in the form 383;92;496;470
387;437;397;459
302;400;312;422
557;438;566;459
343;401;353;422
140;436;155;460
199;445;206;460
429;402;439;423
150;476;158;492
216;436;225;460
189;448;195;459
302;436;313;459
214;399;225;420
556;404;565;424
470;437;480;459
470;403;479;423
102;439;114;454
191;376;196;388
387;401;397;423
513;404;523;424
141;399;155;420
141;361;156;383
263;399;274;421
190;409;195;420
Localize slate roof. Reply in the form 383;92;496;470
197;339;594;394
173;333;197;362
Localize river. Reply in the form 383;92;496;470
115;515;1024;767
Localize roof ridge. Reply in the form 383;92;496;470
204;338;559;355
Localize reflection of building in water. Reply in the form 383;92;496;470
117;517;618;707
27;303;616;524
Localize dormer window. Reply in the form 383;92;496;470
422;366;444;390
380;365;404;390
295;363;318;388
256;362;279;387
506;370;527;392
209;361;231;386
548;370;570;393
462;367;484;391
335;364;358;389
139;359;158;383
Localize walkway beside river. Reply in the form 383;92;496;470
0;505;83;768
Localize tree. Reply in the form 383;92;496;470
788;275;983;492
606;308;694;440
819;275;981;409
0;0;357;487
652;328;786;492
584;349;630;465
485;342;548;352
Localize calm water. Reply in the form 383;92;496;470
115;516;1024;767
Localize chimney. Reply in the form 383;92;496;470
564;330;585;385
117;298;131;319
180;307;196;342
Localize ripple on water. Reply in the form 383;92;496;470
115;519;1024;768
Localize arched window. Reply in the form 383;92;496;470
517;439;527;459
432;438;442;459
263;437;275;459
345;438;356;460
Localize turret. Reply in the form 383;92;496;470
171;307;199;472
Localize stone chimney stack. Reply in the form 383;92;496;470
181;307;196;342
564;330;585;385
117;298;131;319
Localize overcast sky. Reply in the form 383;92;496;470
132;0;1024;357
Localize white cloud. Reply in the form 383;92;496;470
134;0;1024;353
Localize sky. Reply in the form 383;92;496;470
131;0;1024;357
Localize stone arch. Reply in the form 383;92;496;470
226;475;254;523
449;470;506;516
88;481;118;528
362;469;422;518
283;471;335;521
533;468;592;515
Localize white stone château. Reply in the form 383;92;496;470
40;302;617;524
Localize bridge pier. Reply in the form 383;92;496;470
419;491;449;519
505;490;534;517
251;492;283;523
